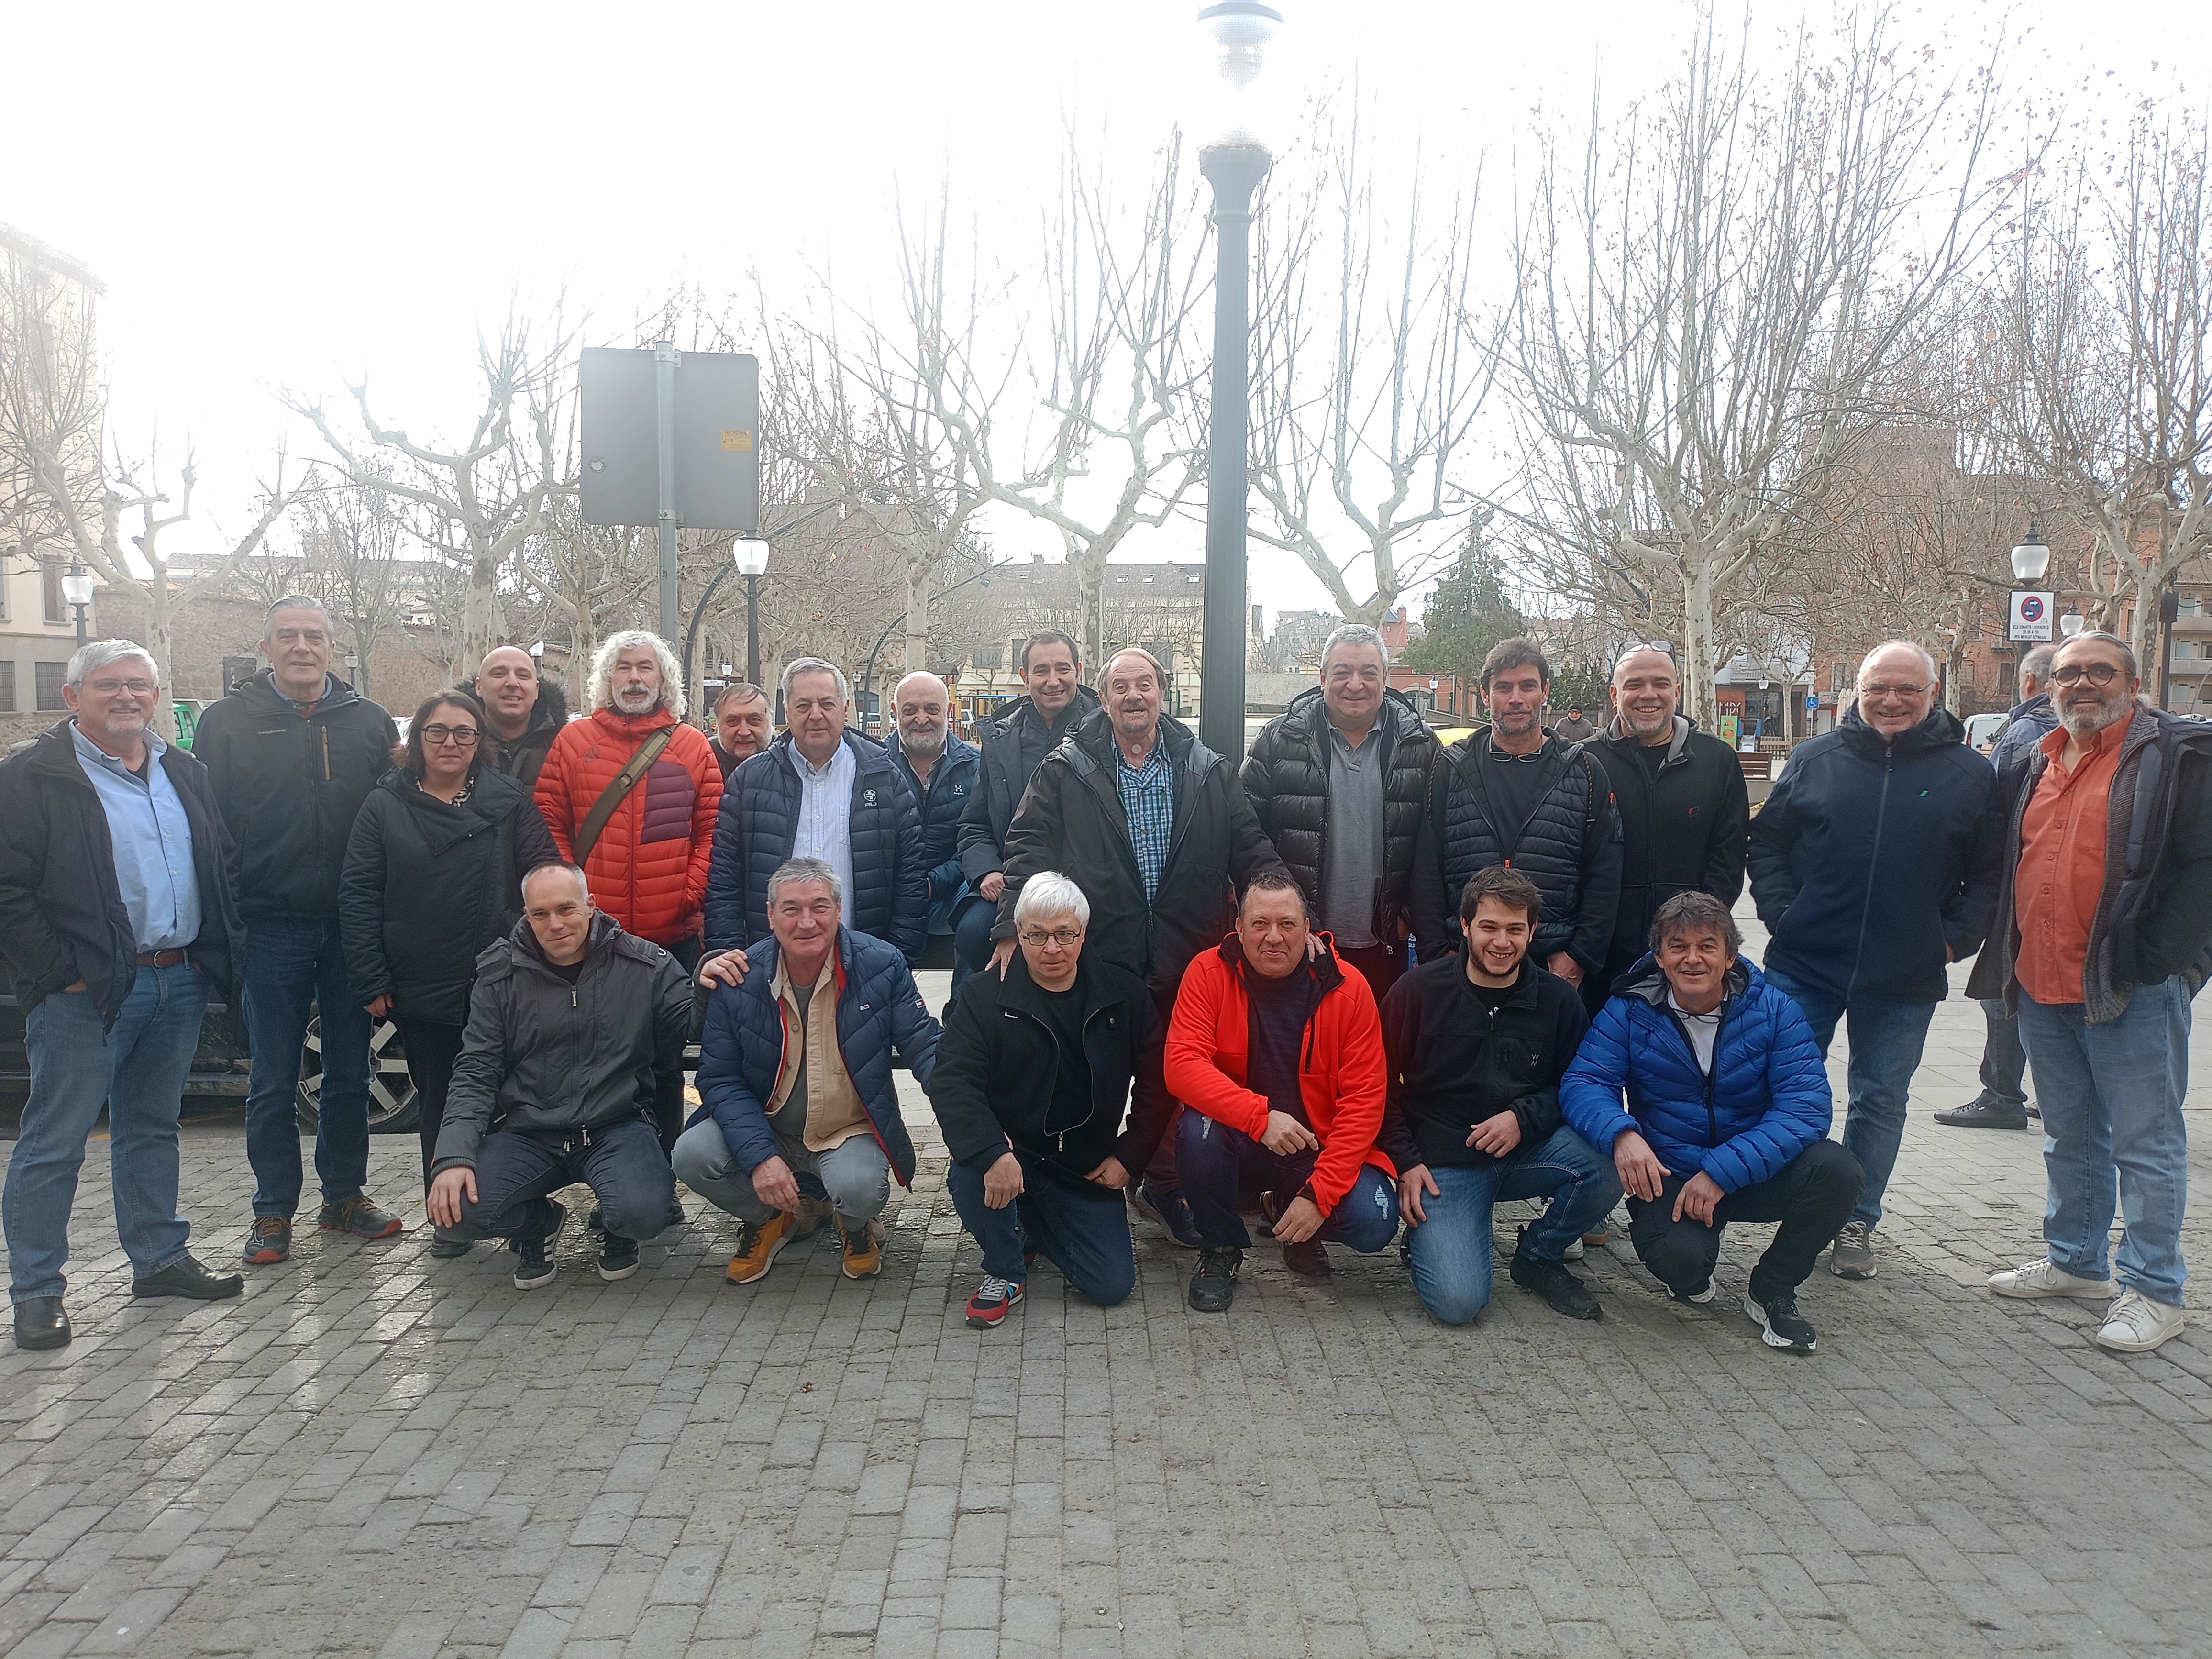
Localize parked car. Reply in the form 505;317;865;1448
1964;711;2008;753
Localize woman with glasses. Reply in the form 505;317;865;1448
338;688;559;1251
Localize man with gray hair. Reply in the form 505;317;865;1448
885;670;980;968
0;641;249;1347
1241;622;1439;1000
192;596;406;1265
1748;638;2004;1282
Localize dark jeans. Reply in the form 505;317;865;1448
452;1117;675;1245
952;898;998;998
946;1150;1137;1306
1333;941;1408;1005
1974;998;2030;1109
395;1018;465;1193
1176;1110;1401;1253
242;916;372;1218
1625;1139;1864;1302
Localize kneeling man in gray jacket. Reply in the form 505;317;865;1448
429;862;695;1288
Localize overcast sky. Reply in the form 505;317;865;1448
12;0;2209;624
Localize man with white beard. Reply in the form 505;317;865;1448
885;671;979;959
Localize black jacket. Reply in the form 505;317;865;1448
1582;716;1750;991
434;912;693;1171
337;766;561;1026
957;687;1101;885
1748;704;2002;1005
927;952;1174;1184
1410;733;1624;972
0;720;245;1027
1966;703;2212;1021
1239;687;1439;944
191;670;398;920
484;679;568;791
889;730;980;905
1377;953;1588;1172
996;710;1287;998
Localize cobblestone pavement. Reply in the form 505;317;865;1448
3;931;2210;1658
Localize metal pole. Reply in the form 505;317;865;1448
746;573;761;687
1198;146;1270;763
654;340;680;644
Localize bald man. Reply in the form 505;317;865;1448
886;671;980;958
1748;639;2003;1281
476;645;568;789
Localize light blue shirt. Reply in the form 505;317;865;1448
72;723;201;953
791;736;857;907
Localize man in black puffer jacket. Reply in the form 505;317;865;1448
1240;625;1438;1001
1410;637;1622;989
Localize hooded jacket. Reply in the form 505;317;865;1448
690;924;939;1185
1988;690;2057;772
705;730;927;962
1582;715;1750;992
1747;704;2003;1005
888;729;980;907
483;677;569;791
1163;932;1394;1216
337;765;561;1025
190;669;398;920
995;709;1287;998
956;686;1101;886
1966;702;2212;1021
0;719;245;1027
1559;954;1833;1193
927;951;1173;1184
534;703;724;948
1238;686;1440;944
433;911;694;1172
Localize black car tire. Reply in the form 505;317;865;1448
296;1013;420;1134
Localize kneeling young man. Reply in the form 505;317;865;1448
675;858;939;1283
927;872;1173;1327
1560;892;1863;1352
1164;873;1400;1312
1381;868;1620;1325
429;864;692;1288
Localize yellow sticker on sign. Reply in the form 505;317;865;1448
720;429;754;452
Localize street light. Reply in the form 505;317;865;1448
60;561;95;645
1194;0;1282;764
2059;612;2086;638
732;533;770;687
2009;524;2051;584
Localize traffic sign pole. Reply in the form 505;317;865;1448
654;341;681;644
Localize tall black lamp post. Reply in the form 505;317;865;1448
1194;1;1280;764
733;533;770;686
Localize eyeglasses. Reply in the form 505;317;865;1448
84;677;157;695
419;725;480;747
2051;662;2124;687
1858;683;1929;699
1018;927;1084;948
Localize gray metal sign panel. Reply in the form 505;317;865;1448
579;347;760;531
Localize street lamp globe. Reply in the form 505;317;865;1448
732;534;770;577
1194;1;1284;153
2009;524;2051;584
2059;612;2086;639
59;567;96;609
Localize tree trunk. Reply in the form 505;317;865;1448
462;539;503;667
1680;562;1718;727
1074;554;1104;672
2130;573;2161;670
904;565;932;675
144;577;179;743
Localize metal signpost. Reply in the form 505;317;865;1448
579;345;762;644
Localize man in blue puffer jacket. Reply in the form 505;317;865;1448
1562;892;1863;1353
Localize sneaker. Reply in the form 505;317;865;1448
429;1233;472;1260
598;1234;641;1282
2092;1288;2187;1354
131;1254;245;1301
1933;1096;2030;1131
1134;1179;1203;1249
1189;1246;1242;1313
1988;1258;2117;1300
511;1202;566;1290
1582;1230;1612;1247
242;1216;292;1265
726;1212;795;1284
1562;1238;1586;1261
1829;1221;1877;1280
1745;1288;1818;1352
836;1215;885;1280
1671;1279;1718;1305
1258;1194;1331;1278
318;1196;405;1240
964;1274;1026;1328
1508;1228;1600;1320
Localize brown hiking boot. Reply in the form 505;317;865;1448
725;1212;794;1285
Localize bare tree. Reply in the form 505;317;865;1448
285;474;413;702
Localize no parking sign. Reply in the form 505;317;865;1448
2010;590;2054;641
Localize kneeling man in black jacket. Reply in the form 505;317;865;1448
928;872;1174;1328
428;863;693;1289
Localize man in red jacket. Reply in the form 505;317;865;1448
1164;872;1400;1312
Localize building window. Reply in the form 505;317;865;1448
41;563;66;625
973;642;1003;671
0;662;14;711
34;662;67;710
2180;595;2202;618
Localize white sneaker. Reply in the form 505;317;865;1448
2092;1289;2186;1354
1562;1238;1586;1261
1988;1258;2117;1300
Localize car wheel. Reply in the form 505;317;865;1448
297;1013;421;1134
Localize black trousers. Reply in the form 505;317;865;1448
396;1018;467;1193
453;1118;675;1245
1332;940;1408;1005
1626;1139;1863;1302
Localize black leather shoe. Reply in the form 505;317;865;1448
132;1255;245;1301
13;1297;70;1349
1933;1097;2030;1131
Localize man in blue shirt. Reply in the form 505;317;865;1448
0;641;248;1350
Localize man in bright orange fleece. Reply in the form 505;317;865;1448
1164;872;1398;1313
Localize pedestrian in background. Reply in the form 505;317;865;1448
885;670;979;963
708;680;773;780
475;644;568;790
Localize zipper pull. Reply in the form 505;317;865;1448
572;988;578;1008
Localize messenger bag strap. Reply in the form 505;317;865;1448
573;726;675;865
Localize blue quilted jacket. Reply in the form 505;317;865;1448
689;925;940;1185
1559;954;1833;1193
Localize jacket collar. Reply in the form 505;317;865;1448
2008;690;2051;724
992;685;1099;743
1067;706;1212;776
997;950;1113;1019
1618;951;1754;1008
1213;928;1348;997
1279;683;1425;746
1602;711;1696;768
888;728;977;778
1453;948;1545;1010
235;667;363;718
587;702;675;740
770;727;890;778
1837;702;1966;757
751;925;861;1000
507;907;626;973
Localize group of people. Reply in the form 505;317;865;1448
3;596;2202;1363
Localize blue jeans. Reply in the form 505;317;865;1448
1975;998;2030;1108
1761;967;1934;1229
672;1119;892;1229
241;916;372;1218
1175;1110;1401;1253
1403;1126;1623;1326
4;964;210;1302
453;1118;674;1244
2018;984;2191;1306
946;1150;1137;1306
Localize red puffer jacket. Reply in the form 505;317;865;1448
535;706;723;946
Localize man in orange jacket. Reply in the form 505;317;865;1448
1164;872;1400;1312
